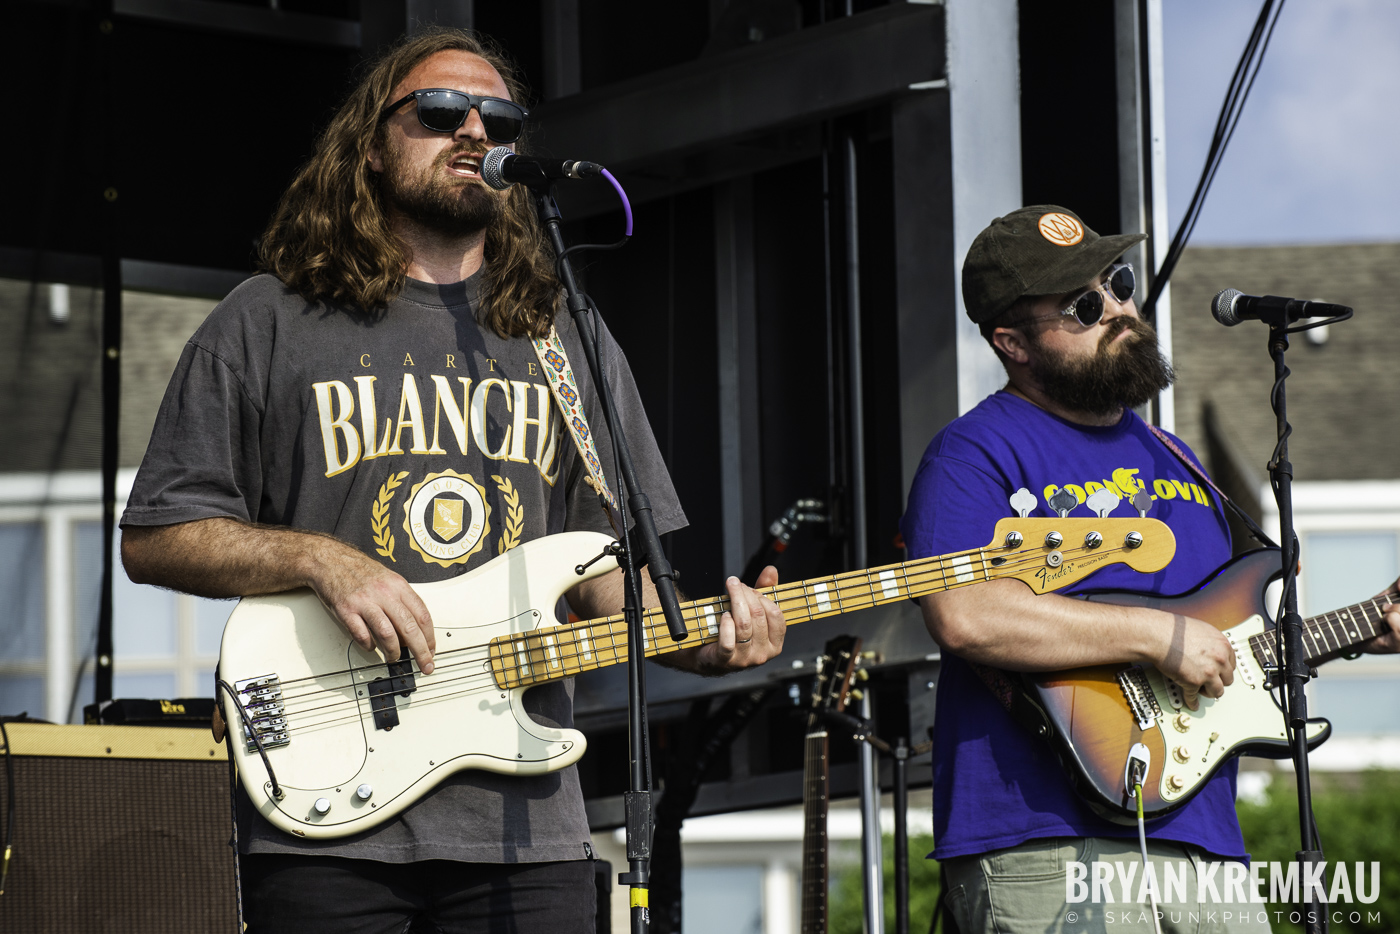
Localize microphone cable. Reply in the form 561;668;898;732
1139;0;1288;322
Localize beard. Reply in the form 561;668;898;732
1026;315;1175;418
380;140;502;237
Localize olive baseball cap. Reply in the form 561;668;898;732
962;205;1147;324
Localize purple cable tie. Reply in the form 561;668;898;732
600;168;633;237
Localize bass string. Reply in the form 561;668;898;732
264;543;1130;724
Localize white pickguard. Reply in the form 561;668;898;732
218;531;617;839
1142;614;1329;802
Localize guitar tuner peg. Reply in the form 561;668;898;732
855;668;870;682
1132;488;1153;518
1044;531;1063;549
849;688;865;701
1084;531;1103;549
1004;531;1024;549
1047;487;1079;519
1124;531;1143;549
1086;487;1120;519
1009;488;1038;519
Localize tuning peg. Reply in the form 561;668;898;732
855;668;870;682
849;688;865;701
1132;488;1153;518
1009;487;1037;519
1086;487;1120;519
1047;486;1079;518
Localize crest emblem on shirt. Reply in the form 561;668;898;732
402;470;491;568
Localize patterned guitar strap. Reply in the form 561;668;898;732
1145;423;1278;548
532;327;621;532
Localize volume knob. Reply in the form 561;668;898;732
313;797;331;815
1166;774;1184;792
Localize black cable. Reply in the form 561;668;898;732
1140;0;1288;321
215;679;282;800
553;237;629;285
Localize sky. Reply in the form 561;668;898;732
1163;0;1400;244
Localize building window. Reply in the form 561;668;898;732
0;522;46;718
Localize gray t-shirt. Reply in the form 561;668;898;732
123;273;685;863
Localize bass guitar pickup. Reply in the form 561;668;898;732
367;659;417;731
235;673;291;753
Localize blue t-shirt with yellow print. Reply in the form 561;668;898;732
900;390;1246;861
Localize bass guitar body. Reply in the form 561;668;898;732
219;531;616;839
1023;548;1330;822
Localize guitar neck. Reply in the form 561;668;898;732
489;546;999;688
1248;590;1400;670
800;726;830;934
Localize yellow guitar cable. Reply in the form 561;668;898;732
1135;782;1164;934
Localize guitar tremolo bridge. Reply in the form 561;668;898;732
1116;667;1164;731
236;674;290;753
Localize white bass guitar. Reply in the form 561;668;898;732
220;519;1173;838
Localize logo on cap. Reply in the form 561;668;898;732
1038;212;1084;246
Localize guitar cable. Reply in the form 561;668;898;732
217;679;283;800
1134;781;1165;934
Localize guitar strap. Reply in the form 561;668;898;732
1145;423;1278;549
531;327;620;528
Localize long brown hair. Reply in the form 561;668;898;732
257;28;560;337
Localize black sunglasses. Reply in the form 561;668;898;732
379;89;528;144
1026;263;1136;328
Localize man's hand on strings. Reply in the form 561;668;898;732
307;538;437;674
1362;577;1400;654
650;566;786;675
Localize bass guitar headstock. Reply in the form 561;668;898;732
980;486;1176;594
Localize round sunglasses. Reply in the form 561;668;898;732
1025;263;1136;328
379;88;529;144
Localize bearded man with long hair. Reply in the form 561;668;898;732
120;28;785;932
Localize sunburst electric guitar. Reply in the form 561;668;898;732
1019;548;1399;822
220;517;1173;839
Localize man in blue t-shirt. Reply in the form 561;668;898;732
901;206;1267;933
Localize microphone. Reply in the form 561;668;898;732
1211;289;1352;327
480;146;605;191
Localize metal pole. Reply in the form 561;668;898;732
843;135;867;570
894;738;909;934
858;690;883;934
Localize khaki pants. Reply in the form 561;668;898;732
941;837;1274;934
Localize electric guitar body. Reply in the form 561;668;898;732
1020;548;1381;822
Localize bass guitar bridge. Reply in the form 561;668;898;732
1116;666;1163;731
235;674;290;753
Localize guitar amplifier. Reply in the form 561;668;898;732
0;722;236;933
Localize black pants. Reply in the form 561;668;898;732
241;853;597;934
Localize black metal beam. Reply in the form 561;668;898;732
111;0;359;47
531;3;945;171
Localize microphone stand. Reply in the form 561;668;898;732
1263;315;1325;934
531;185;689;934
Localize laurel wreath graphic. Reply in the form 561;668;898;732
372;472;410;562
493;475;524;554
